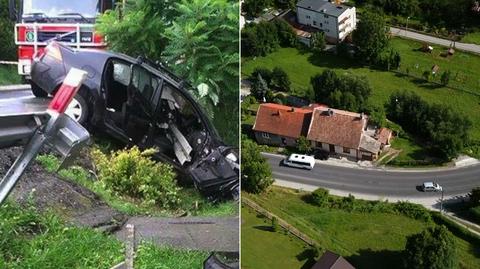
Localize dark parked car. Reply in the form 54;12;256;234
30;42;238;200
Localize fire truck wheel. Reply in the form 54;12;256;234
30;82;48;98
65;94;89;124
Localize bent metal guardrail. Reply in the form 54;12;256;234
0;68;90;204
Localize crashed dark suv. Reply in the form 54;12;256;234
30;42;238;200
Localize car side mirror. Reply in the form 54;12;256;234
8;0;17;21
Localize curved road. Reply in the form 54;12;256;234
265;154;480;199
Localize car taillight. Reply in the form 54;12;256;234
43;43;63;62
48;68;88;114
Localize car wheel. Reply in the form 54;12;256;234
30;82;48;97
65;94;89;124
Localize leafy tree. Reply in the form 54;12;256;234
311;188;329;207
365;105;386;127
273;19;297;47
241;137;274;193
440;70;451;86
242;0;271;17
311;70;372;112
310;31;326;52
271;67;291;91
251;67;273;86
386;91;471;158
274;0;299;10
469;187;480;207
352;11;389;62
404;226;457;269
297;136;312;154
251;74;269;101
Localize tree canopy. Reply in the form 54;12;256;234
404;225;457;269
352;11;389;62
310;70;372;112
386;91;471;158
241;137;274;193
241;19;296;57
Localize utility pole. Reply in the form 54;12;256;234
440;189;444;214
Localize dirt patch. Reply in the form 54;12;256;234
0;147;127;232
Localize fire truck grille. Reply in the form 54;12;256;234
36;31;93;43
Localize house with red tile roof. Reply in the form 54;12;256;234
306;107;381;160
252;103;390;160
252;103;312;147
311;250;355;269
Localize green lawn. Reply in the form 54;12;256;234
462;32;480;45
242;38;480;144
388;136;445;166
0;65;21;85
243;187;480;269
241;207;313;269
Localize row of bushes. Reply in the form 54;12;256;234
310;188;431;222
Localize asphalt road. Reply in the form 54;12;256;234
390;27;480;54
265;154;480;198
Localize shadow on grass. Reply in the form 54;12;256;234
253;225;275;232
296;248;318;269
307;52;363;71
347;248;404;269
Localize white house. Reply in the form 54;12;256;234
296;0;356;43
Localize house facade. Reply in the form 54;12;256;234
296;0;356;43
252;103;312;147
253;104;389;161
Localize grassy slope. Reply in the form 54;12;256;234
462;32;480;45
241;207;312;269
241;39;480;143
244;187;480;269
0;65;21;85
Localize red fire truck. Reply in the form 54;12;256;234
8;0;114;79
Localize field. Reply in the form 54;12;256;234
462;32;480;45
241;207;313;269
243;187;480;269
242;38;480;157
0;65;21;85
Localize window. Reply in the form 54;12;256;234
316;141;322;148
131;66;159;101
262;133;270;139
324;14;329;18
306;15;310;19
343;147;350;154
320;23;323;27
313;20;317;25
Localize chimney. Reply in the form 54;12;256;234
360;112;364;119
290;107;295;112
328;108;334;116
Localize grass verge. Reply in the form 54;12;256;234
462;32;480;45
241;206;315;269
243;187;480;269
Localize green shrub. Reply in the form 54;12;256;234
310;188;329;207
91;146;181;208
469;206;480;224
393;201;431;222
431;212;480;246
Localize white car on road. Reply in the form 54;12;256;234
283;154;315;170
422;182;443;192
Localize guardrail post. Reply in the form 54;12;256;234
0;68;88;204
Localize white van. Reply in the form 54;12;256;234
283;154;315;170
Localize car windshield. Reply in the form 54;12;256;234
23;0;100;18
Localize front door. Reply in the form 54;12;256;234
329;144;335;153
